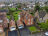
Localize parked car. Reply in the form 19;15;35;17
45;32;48;36
9;20;16;31
17;20;24;29
0;24;4;33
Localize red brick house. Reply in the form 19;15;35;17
24;13;34;26
18;11;34;26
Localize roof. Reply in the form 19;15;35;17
0;9;8;12
39;10;46;18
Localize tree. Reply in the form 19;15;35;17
44;1;48;5
38;22;48;31
17;4;21;8
34;2;40;11
8;7;16;15
44;6;48;13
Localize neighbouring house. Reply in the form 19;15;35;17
43;14;48;22
24;13;34;26
0;9;8;28
35;10;46;23
9;19;16;31
18;11;34;26
0;3;6;8
17;20;24;29
35;11;39;19
39;1;45;7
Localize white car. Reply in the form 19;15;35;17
18;24;24;29
10;26;16;31
17;20;24;29
45;32;48;36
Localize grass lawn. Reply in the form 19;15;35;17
9;8;16;11
7;15;10;20
28;26;37;32
13;11;21;21
7;7;22;21
7;11;21;21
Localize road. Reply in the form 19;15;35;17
8;30;18;36
19;28;31;36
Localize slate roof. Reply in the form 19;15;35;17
39;10;46;18
0;9;8;12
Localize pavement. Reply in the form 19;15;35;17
0;32;5;36
8;30;18;36
19;28;31;36
31;32;46;36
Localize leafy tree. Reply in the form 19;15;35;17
34;4;40;11
8;7;16;15
38;22;48;31
44;6;48;13
16;8;18;11
17;4;21;8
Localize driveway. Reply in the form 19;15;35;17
8;30;18;36
19;28;31;36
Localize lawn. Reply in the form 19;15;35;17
7;7;22;21
9;8;16;11
7;11;21;21
7;15;10;20
13;11;21;21
28;26;37;32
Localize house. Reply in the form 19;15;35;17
9;19;16;31
0;4;5;8
0;9;8;28
17;20;24;29
35;10;46;23
24;13;34;26
43;14;48;22
18;11;34;26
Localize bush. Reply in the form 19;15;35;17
38;22;48;31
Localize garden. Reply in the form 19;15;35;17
7;7;22;21
28;26;40;34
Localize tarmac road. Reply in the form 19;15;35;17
8;30;18;36
19;28;31;36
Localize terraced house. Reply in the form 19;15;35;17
0;9;8;28
24;13;34;26
18;11;34;26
